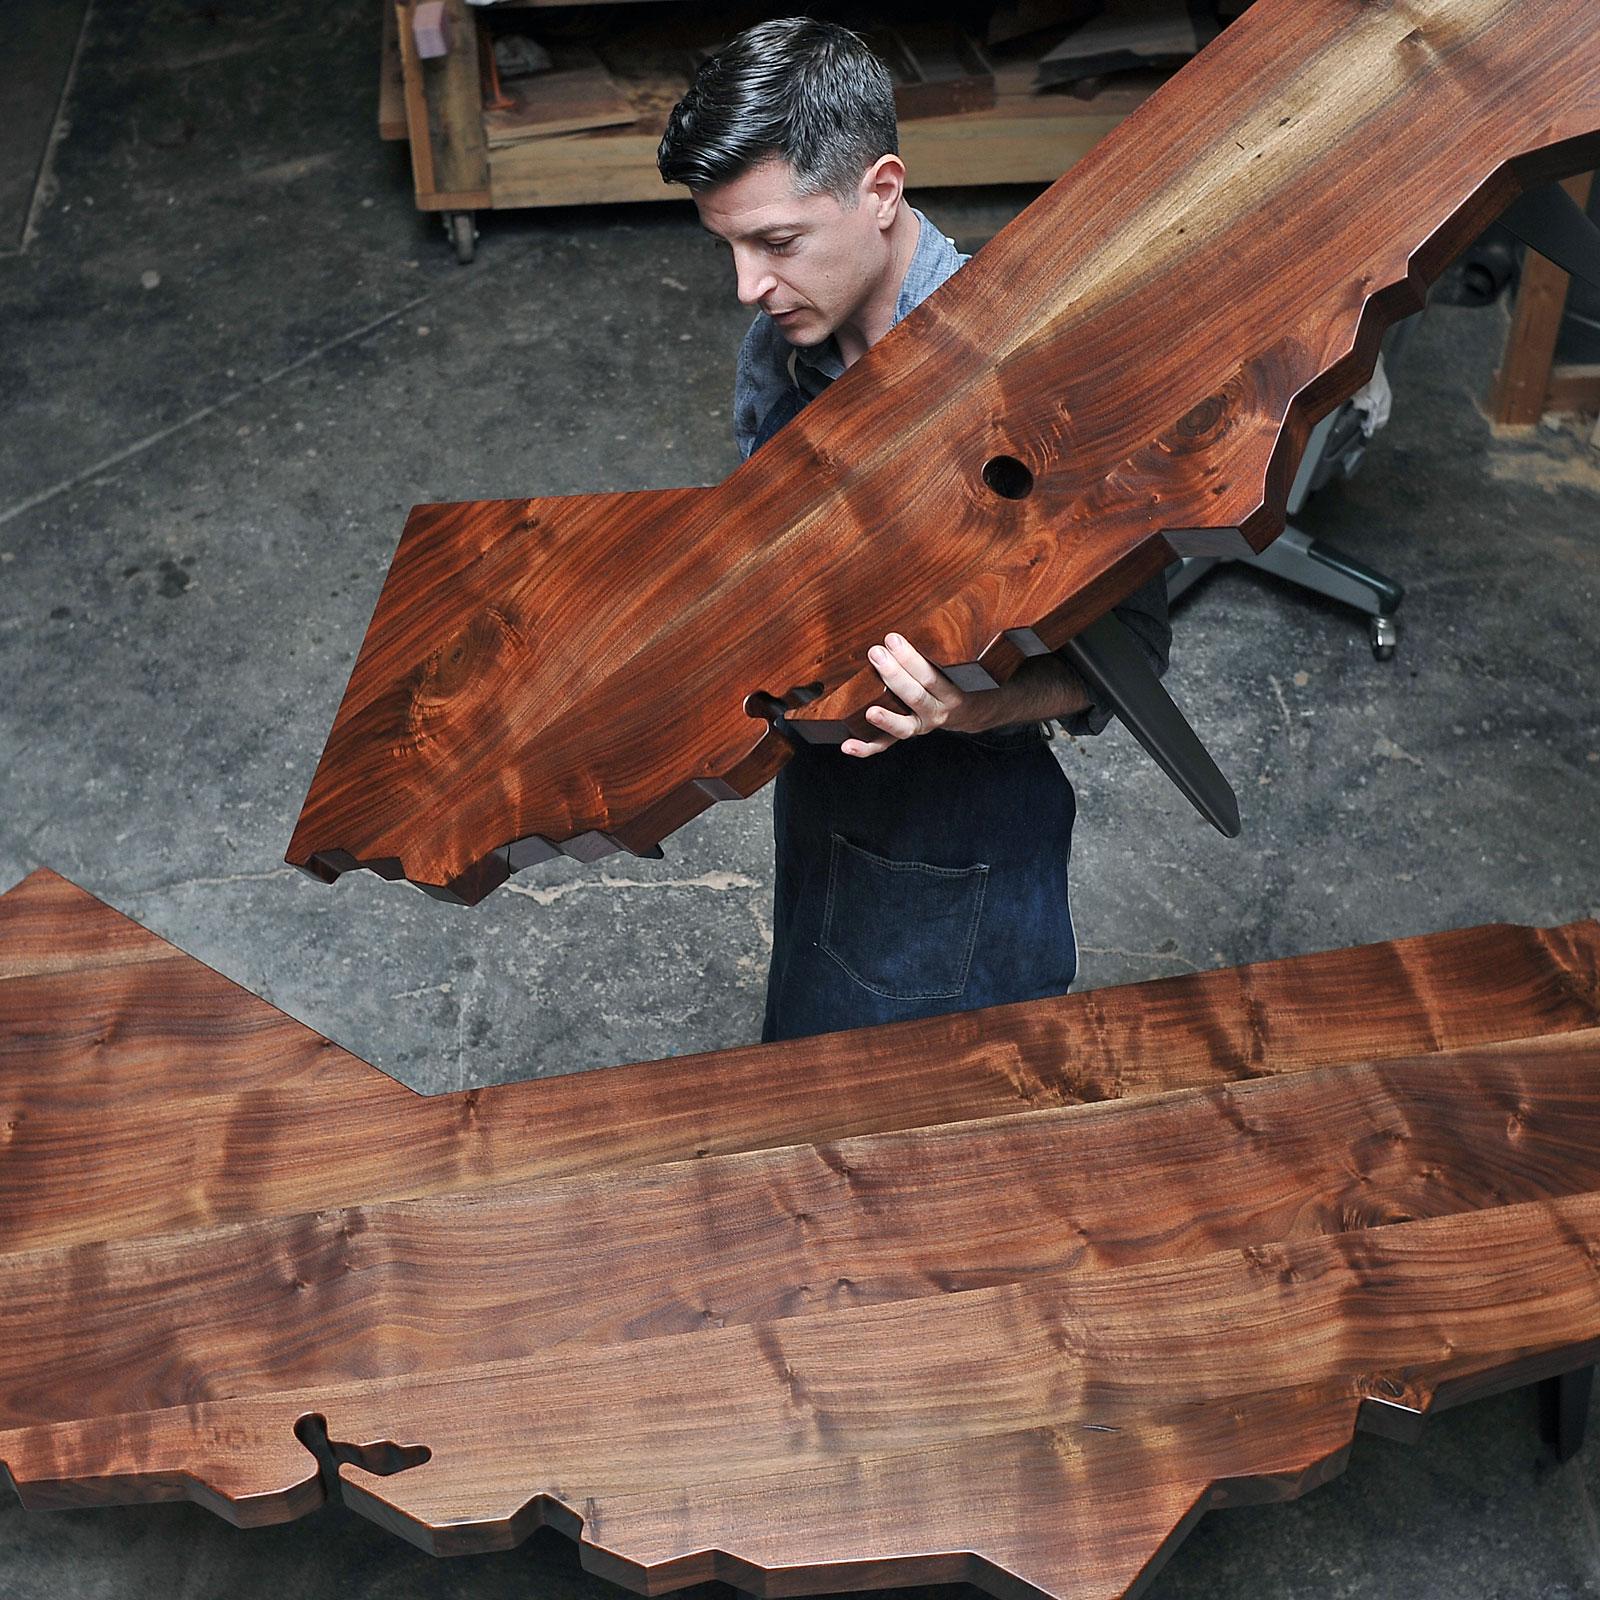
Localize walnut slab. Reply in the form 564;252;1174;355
285;0;1600;901
8;1184;1600;1600
6;1045;1600;1435
7;868;1600;1597
6;869;1599;1254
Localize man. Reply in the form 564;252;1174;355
657;18;1170;1043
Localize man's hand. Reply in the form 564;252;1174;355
841;633;1094;759
841;634;991;758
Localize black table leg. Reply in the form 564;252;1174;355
1542;1365;1595;1461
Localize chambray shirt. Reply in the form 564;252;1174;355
731;207;1171;736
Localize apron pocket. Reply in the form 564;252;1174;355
820;834;988;1001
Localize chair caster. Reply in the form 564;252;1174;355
1370;614;1399;660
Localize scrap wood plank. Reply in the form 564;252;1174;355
1035;0;1207;90
6;870;1600;1255
392;0;489;207
870;23;997;121
482;86;1135;208
287;0;1600;902
481;46;636;145
1490;171;1596;424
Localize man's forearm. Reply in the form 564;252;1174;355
849;632;1093;757
964;654;1091;731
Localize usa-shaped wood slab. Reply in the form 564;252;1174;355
285;0;1600;902
9;1188;1600;1600
8;871;1600;1594
7;868;1600;1255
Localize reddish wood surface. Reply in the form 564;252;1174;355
6;869;1600;1255
7;1044;1600;1436
287;0;1600;901
13;1194;1597;1595
7;868;1600;1595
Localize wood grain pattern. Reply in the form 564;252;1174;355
288;0;1600;901
7;867;1600;1596
7;870;1600;1253
8;1189;1600;1595
6;1045;1600;1433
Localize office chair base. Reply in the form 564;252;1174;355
1168;524;1405;659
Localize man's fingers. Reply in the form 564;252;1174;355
867;646;928;711
842;734;895;758
869;637;949;712
864;703;920;741
853;635;965;752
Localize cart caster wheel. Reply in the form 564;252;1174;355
1369;614;1398;660
448;211;477;264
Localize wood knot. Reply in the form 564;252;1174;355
1177;395;1227;438
409;609;519;726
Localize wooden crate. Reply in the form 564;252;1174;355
379;0;1163;253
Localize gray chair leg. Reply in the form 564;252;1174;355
1166;525;1405;658
1164;370;1411;658
1241;525;1405;619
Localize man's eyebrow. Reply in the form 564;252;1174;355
702;220;807;242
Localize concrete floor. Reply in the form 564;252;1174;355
4;2;1600;1596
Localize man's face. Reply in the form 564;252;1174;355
694;158;897;348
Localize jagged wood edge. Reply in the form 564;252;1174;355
292;141;1600;906
7;1336;1590;1600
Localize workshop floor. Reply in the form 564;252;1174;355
4;3;1600;1598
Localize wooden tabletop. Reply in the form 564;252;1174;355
285;0;1600;901
5;867;1600;1596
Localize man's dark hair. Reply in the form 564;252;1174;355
657;18;899;199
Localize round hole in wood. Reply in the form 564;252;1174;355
982;455;1034;500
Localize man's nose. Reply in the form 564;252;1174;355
733;251;777;307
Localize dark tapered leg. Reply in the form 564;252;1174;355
1059;613;1240;839
1542;1365;1595;1461
1501;181;1600;292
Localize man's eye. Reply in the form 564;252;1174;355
766;237;797;253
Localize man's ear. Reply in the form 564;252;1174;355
860;155;906;229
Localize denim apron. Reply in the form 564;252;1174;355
753;390;1078;1043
